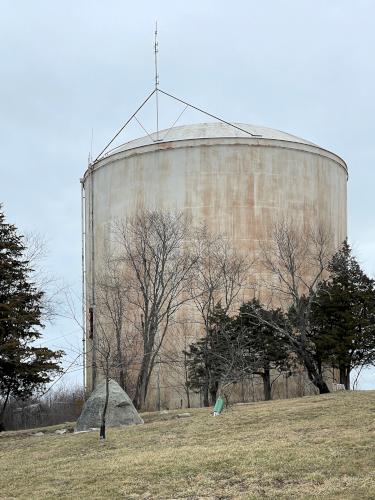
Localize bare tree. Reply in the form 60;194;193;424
114;210;196;410
96;253;139;395
257;219;335;394
185;300;292;406
94;316;117;440
160;322;196;408
190;228;251;405
208;317;255;403
24;231;64;322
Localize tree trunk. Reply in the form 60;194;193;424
209;380;219;405
100;376;110;439
0;388;11;432
284;373;289;399
241;379;245;403
156;364;161;411
119;369;125;392
185;387;191;408
134;368;148;410
183;352;191;408
202;335;210;407
308;369;330;394
314;377;330;394
133;348;152;409
201;359;210;407
339;366;350;390
295;341;330;394
116;330;125;390
262;369;272;401
0;410;5;432
202;381;209;407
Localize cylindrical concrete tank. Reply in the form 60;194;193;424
82;122;348;401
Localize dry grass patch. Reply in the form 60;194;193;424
1;392;375;499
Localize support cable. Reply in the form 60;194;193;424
93;89;260;163
134;116;157;143
161;105;189;141
158;88;261;138
93;89;156;163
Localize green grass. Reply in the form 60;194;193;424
1;392;375;499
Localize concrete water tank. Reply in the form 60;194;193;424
81;122;348;402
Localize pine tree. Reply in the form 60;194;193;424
185;305;231;405
312;240;375;389
0;206;63;431
235;299;291;400
185;301;291;402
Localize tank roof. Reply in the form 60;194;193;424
107;122;317;155
93;122;347;177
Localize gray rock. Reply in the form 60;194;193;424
32;432;44;436
75;379;143;432
55;429;67;435
177;412;192;418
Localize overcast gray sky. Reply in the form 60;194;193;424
1;0;374;389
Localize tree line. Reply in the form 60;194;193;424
2;205;375;430
94;211;375;409
185;231;375;404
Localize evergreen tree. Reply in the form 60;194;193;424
185;305;232;405
185;301;291;402
312;240;375;389
235;299;291;400
0;206;63;431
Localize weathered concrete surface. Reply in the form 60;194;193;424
82;122;348;405
75;379;143;431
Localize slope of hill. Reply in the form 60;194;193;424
1;391;375;499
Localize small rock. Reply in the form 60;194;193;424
177;413;192;418
74;427;98;434
33;432;44;436
55;429;67;435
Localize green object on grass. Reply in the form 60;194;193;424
213;396;224;414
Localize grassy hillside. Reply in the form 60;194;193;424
1;391;375;499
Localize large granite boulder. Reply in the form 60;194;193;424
75;379;143;432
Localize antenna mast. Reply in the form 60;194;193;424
154;21;160;141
